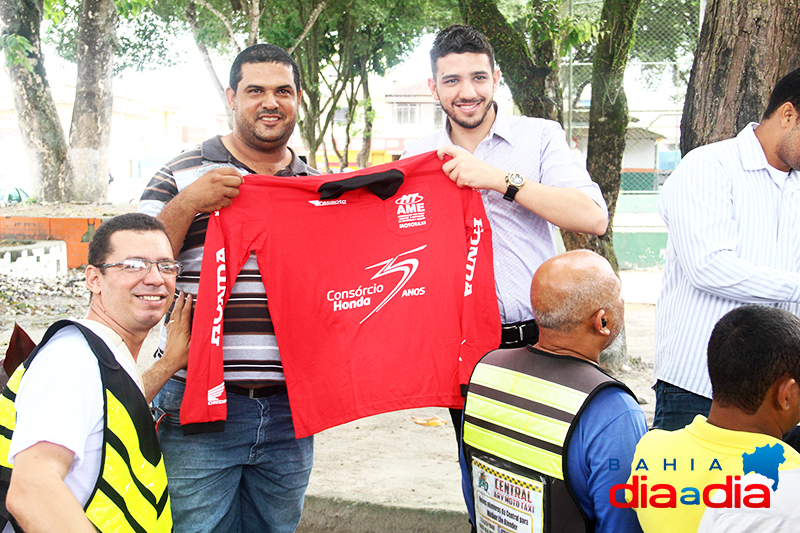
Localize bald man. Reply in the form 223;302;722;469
460;251;647;533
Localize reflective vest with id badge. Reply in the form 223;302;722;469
463;346;635;533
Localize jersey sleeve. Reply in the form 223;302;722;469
180;209;232;433
458;186;501;389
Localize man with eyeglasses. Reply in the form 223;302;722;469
0;213;191;533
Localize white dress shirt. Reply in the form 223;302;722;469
655;123;800;398
402;110;607;324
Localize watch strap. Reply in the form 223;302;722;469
503;172;524;202
503;184;520;202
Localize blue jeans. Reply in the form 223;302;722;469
652;380;712;431
154;379;314;533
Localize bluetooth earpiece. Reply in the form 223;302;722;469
601;318;607;328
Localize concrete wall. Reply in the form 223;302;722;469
0;217;105;268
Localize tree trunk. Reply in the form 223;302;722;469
356;64;372;169
681;0;800;155
294;1;324;171
321;139;331;174
243;0;260;47
1;0;72;201
67;0;117;202
562;0;643;369
458;0;560;120
294;3;356;172
335;76;360;172
185;2;232;129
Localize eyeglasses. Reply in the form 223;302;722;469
98;258;184;277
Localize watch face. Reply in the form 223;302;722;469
507;173;524;187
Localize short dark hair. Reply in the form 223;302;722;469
430;25;495;78
762;67;800;119
229;44;301;94
88;213;168;267
708;305;800;413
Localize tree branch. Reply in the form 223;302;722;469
287;0;329;55
184;2;232;128
194;0;241;53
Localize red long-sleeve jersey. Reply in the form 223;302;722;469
182;151;500;438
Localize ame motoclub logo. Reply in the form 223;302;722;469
395;193;427;229
395;193;424;205
326;245;427;324
609;443;787;509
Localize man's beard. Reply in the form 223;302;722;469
776;122;800;172
238;108;293;145
442;97;494;130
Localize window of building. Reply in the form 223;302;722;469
396;103;419;124
434;105;446;129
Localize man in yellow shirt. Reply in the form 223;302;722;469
622;305;800;532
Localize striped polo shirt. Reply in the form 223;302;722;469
138;136;317;385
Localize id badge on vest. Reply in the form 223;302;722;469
472;456;544;533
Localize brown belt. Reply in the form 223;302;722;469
225;383;287;399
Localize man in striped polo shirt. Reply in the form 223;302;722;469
138;44;317;533
654;67;800;431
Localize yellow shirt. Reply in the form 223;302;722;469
627;415;800;533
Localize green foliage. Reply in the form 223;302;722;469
631;0;699;87
44;0;68;24
116;0;150;19
556;0;700;87
0;34;35;72
44;0;150;22
115;11;187;72
498;0;603;70
43;0;187;74
559;19;601;57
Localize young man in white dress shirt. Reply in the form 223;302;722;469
654;67;800;430
402;24;609;437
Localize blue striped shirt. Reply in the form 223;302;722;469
402;110;607;324
655;124;800;398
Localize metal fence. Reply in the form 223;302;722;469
560;0;701;191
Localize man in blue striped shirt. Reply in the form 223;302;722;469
654;67;800;431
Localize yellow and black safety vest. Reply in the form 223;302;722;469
0;320;172;533
463;345;635;533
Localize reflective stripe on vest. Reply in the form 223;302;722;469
463;360;589;480
0;321;172;533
